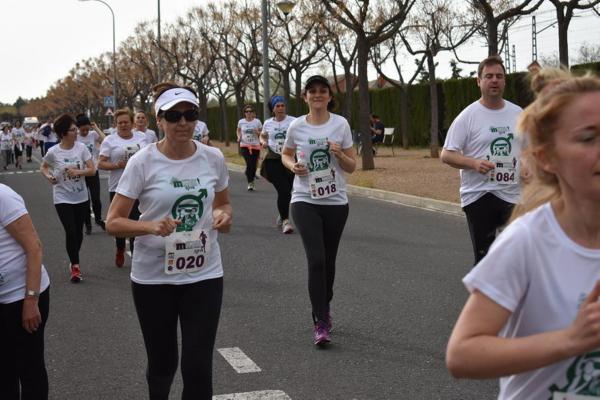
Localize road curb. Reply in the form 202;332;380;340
226;162;463;217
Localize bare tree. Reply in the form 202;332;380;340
471;0;544;56
323;0;415;170
548;0;600;67
372;34;426;149
576;41;600;63
319;13;358;121
161;9;219;120
402;0;477;158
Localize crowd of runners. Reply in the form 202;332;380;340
1;56;600;400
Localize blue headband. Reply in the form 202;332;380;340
269;96;286;111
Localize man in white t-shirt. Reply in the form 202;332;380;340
441;55;523;265
193;120;210;145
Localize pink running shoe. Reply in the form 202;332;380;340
70;264;82;283
313;321;331;346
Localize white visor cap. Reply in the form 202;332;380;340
154;88;199;115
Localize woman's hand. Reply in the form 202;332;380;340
22;298;42;334
292;162;308;176
65;168;81;178
115;159;127;169
212;210;232;233
45;173;57;184
151;217;181;237
328;141;343;160
564;281;600;357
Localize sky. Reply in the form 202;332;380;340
1;0;599;106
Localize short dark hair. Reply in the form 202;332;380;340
477;55;506;78
53;114;76;139
75;113;91;127
303;75;336;112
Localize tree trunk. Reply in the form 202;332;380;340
556;6;570;68
235;90;245;122
219;96;230;146
294;67;303;116
427;52;439;158
198;90;208;121
282;71;291;104
487;19;499;56
399;85;409;149
357;35;374;170
343;64;353;121
253;79;261;107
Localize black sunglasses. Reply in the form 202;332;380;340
163;108;199;123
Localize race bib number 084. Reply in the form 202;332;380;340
489;156;518;185
164;230;210;275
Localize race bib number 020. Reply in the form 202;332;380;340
309;168;337;199
489;156;518;185
164;230;210;275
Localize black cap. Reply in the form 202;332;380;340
304;75;331;91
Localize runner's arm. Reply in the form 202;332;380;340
106;193;180;237
98;155;125;170
440;149;495;174
212;189;232;233
40;160;57;184
92;122;106;143
6;214;43;333
446;288;600;379
282;146;307;176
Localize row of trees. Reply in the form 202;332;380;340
20;0;600;167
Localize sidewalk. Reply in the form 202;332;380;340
214;141;463;216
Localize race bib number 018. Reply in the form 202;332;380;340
489;156;518;185
309;168;337;199
164;230;210;275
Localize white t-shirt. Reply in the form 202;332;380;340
77;131;101;166
262;115;296;155
443;100;523;207
24;130;34;146
193;121;209;141
464;203;600;400
99;132;147;192
40;123;58;143
0;184;50;304
116;141;229;285
0;132;13;150
11;127;25;145
133;128;158;144
237;118;262;148
283;113;353;205
43;142;92;204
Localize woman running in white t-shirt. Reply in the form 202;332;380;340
260;95;296;234
237;105;262;191
106;82;232;399
133;110;159;143
0;184;51;399
41;114;96;282
282;75;356;346
447;74;600;399
98;108;147;267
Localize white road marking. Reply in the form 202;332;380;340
213;390;291;400
218;347;262;373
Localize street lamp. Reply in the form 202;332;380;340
261;0;296;121
78;0;118;111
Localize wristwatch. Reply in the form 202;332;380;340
25;289;40;298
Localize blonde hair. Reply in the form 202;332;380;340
529;67;570;97
510;73;600;221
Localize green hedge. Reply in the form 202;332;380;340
205;61;600;146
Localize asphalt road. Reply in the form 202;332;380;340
0;154;498;399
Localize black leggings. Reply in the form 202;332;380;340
84;172;103;227
240;147;259;183
131;278;223;400
0;288;50;400
55;201;89;264
109;192;140;252
26;145;33;160
263;158;294;220
291;202;349;323
463;192;514;265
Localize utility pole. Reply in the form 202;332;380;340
532;15;538;62
504;34;511;73
512;45;516;72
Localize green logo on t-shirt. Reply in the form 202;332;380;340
171;189;208;232
548;351;600;398
310;149;330;172
489;134;514;157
